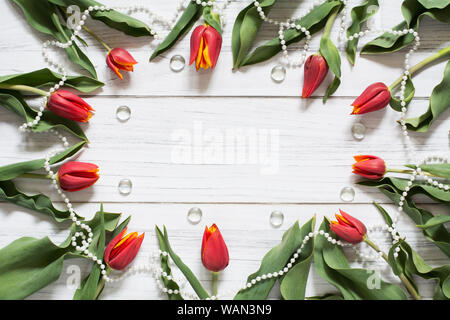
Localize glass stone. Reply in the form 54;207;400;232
116;105;131;122
271;65;286;83
340;186;355;202
170;55;185;72
352;122;366;140
187;207;202;224
270;210;284;228
118;179;132;195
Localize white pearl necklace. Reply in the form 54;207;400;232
16;1;237;291
14;1;449;298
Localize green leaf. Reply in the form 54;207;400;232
0;140;86;181
346;0;379;65
406;163;450;179
231;0;277;68
240;1;342;67
390;76;415;112
417;0;450;9
373;201;393;226
306;293;343;300
314;218;407;300
404;60;450;132
358;177;450;203
203;6;222;34
48;0;153;37
0;179;83;222
155;226;183;300
361;181;450;257
417;215;450;229
73;204;122;300
390;240;450;299
279;218;316;300
0;68;103;93
73;205;107;300
0;236;74;299
234;218;315;300
160;225;209;300
0;91;88;141
319;36;341;102
0;208;120;299
361;2;450;55
150;2;202;61
12;0;97;78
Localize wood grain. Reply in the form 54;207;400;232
0;0;448;300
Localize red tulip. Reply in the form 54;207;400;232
330;209;367;244
351;82;391;114
189;24;222;71
106;48;138;80
58;161;99;192
302;54;329;98
47;89;93;122
352;155;386;180
201;224;229;272
104;228;144;270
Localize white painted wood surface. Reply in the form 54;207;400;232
0;0;448;300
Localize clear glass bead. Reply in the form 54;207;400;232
271;65;286;82
170;55;185;72
187;207;202;224
340;187;355;202
116;105;131;122
118;179;132;195
270;210;284;227
351;122;366;140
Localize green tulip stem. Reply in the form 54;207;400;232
212;271;219;297
323;4;342;38
81;25;112;52
93;267;111;300
0;84;48;96
363;237;421;300
17;173;51;180
386;168;438;177
388;46;450;91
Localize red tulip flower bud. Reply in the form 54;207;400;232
57;161;99;192
302;54;329;98
47;89;94;122
352;155;386;180
189;24;222;71
201;224;229;272
106;48;138;80
351;82;391;114
104;228;144;270
330;209;367;244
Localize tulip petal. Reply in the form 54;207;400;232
352;169;383;180
204;26;222;69
104;228;127;266
339;209;367;236
48;91;93;122
109;48;137;66
351;82;390;114
353;155;379;162
330;223;363;244
106;53;123;80
109;233;144;270
190;25;207;66
56;89;94;111
58;162;99;178
302;55;329;98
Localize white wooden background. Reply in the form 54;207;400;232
0;0;449;300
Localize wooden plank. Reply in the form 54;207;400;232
0;1;448;97
0;202;445;299
1;96;447;204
